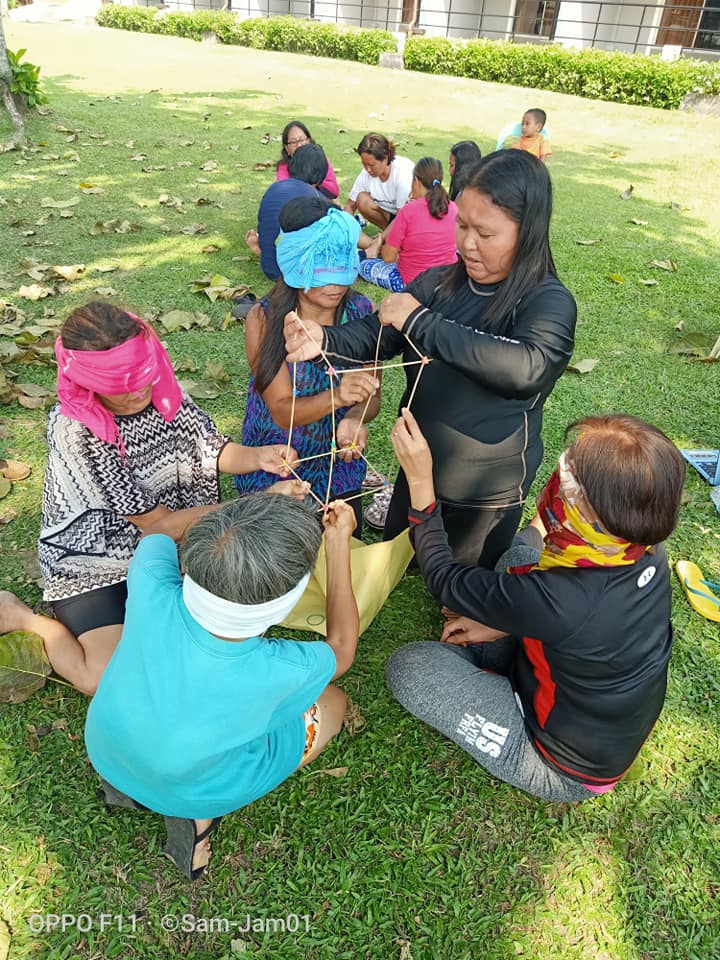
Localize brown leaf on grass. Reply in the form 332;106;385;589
174;357;198;373
317;767;349;779
575;238;602;246
158;310;212;333
90;220;142;236
178;379;221;400
80;183;104;195
638;278;659;286
194;196;212;206
0;459;31;481
129;153;148;162
17;395;47;410
96;264;118;273
253;162;274;171
52;264;85;282
141;165;168;173
202;244;221;254
343;698;366;736
620;185;634;200
200;160;219;172
0;477;11;499
0;507;18;525
15;382;55;398
18;284;53;301
567;358;598;375
59;210;75;220
94;287;118;297
159;194;183;208
181;224;208;235
192;275;251;303
648;258;677;272
0;631;51;703
40;197;80;209
0;343;21;363
629;218;648;226
668;331;714;357
204;360;230;383
607;274;625;284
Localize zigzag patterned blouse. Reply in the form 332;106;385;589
38;394;228;601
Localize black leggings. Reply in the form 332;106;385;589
383;469;523;568
51;581;128;636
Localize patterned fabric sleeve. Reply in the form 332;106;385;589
187;396;231;477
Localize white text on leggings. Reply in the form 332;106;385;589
456;713;509;758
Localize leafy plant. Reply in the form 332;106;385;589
403;36;720;110
7;47;48;109
95;9;396;65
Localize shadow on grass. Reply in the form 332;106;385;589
1;76;720;960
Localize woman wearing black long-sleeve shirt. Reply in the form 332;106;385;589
285;150;577;567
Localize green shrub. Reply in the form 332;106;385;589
96;9;396;66
404;36;720;110
6;48;48;109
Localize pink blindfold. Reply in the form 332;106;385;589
54;315;182;452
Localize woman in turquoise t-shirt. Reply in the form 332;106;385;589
85;494;359;880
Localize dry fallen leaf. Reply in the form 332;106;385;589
18;284;53;301
629;218;648;226
15;382;55;398
607;274;625;284
567;358;598;375
181;224;208;235
202;244;221;254
620;185;634;201
0;477;11;499
648;258;677;272
317;767;349;779
0;459;31;481
638;278;659;286
40;197;80;209
575;238;602;246
94;287;118;297
52;264;85;282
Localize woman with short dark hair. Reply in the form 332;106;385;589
448;140;482;201
345;133;415;229
287;150;577;568
386;409;686;801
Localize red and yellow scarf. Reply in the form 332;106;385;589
511;452;648;574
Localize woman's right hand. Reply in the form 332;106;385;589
335;370;379;406
284;310;324;362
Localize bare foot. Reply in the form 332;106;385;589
193;817;213;873
0;591;34;635
245;229;260;256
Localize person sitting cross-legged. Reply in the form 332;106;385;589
84;495;359;880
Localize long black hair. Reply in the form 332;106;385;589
449;140;481;201
413;157;450;220
253;197;350;394
279;120;314;165
438;149;557;334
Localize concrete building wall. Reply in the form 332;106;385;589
553;1;666;52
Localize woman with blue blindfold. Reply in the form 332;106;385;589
236;199;381;530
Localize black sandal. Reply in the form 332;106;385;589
100;778;148;812
231;293;258;320
163;816;222;881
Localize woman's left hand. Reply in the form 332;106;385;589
336;417;367;462
378;292;422;331
255;444;299;476
266;479;311;499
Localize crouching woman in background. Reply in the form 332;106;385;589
85;495;359;879
387;410;685;802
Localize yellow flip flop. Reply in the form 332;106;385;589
676;561;720;623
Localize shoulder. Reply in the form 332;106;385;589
265;637;336;673
517;276;576;315
394;156;415;173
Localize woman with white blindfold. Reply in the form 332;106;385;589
84;494;359;880
0;301;303;696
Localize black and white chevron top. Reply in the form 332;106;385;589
38;394;229;601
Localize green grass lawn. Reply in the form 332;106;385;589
1;21;719;960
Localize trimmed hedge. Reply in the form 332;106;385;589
403;36;720;110
95;8;396;66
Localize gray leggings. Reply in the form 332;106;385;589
385;639;590;803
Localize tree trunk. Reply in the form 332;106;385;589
0;12;26;151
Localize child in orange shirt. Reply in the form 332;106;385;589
514;108;552;163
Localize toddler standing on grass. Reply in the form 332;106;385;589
514;108;552;163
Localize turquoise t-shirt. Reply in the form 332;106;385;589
84;534;336;818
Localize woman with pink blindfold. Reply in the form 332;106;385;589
0;302;302;695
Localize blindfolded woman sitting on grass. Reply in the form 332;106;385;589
85;494;359;880
236;198;381;530
387;409;685;802
0;302;300;696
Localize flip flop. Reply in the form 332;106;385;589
676;561;720;622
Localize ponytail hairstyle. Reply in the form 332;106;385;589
414;157;449;220
437;149;556;334
253;197;349;394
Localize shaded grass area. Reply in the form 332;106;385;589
0;27;719;960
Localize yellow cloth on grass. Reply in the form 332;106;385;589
280;529;413;636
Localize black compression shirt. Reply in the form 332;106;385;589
323;267;577;507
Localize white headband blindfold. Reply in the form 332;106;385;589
182;571;310;638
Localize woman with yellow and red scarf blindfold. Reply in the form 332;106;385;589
387;409;685;801
0;301;304;696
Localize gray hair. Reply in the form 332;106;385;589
179;494;322;604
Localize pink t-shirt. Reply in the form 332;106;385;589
386;198;458;284
276;159;339;199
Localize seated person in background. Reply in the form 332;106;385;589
246;143;329;280
237;198;380;531
345;133;414;230
514;108;552;163
448;140;482;201
358;157;458;292
85;495;359;880
275;120;339;199
0;302;299;696
387;409;685;802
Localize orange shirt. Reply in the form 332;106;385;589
515;134;552;160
